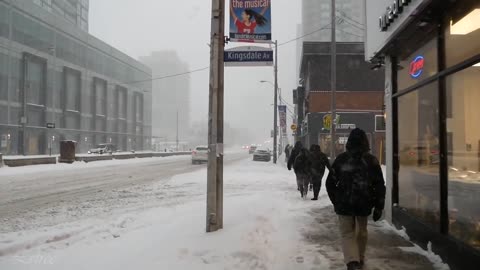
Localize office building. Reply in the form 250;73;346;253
139;51;190;142
0;0;152;155
366;0;480;268
33;0;89;32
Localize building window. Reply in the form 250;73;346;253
397;82;440;229
64;67;80;112
26;57;46;106
135;93;143;123
445;1;480;67
94;78;106;117
0;4;8;38
446;63;480;250
117;87;127;120
0;53;7;101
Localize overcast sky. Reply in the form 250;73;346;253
89;0;301;143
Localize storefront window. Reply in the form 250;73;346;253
398;38;438;91
445;0;480;67
397;82;440;229
446;64;480;250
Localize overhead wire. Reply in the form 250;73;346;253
335;10;365;27
120;21;335;85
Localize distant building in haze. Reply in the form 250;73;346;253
32;0;89;32
139;51;191;142
301;0;364;42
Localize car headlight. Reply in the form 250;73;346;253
88;151;91;154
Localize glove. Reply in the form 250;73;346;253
373;208;383;222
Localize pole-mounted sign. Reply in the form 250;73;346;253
229;0;272;43
224;46;273;67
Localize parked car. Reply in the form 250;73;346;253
88;143;116;154
249;145;257;154
192;146;209;164
253;147;271;162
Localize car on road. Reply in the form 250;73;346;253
249;145;257;154
253;147;272;162
192;146;209;164
88;143;117;154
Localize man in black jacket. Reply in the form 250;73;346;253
326;128;386;270
309;144;331;201
287;141;302;170
287;141;311;198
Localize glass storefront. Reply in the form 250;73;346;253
392;0;480;258
397;82;440;229
446;65;480;250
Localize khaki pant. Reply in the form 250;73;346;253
337;215;368;264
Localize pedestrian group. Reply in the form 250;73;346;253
286;128;386;270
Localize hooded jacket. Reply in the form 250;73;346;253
309;144;330;179
287;141;303;172
326;128;386;216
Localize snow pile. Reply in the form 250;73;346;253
0;155;190;177
399;243;450;270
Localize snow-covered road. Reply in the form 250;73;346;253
0;153;247;234
0;156;448;270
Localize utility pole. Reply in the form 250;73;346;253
330;0;337;160
273;40;278;164
206;0;225;233
176;110;179;151
278;87;283;153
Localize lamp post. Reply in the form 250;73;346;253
260;79;278;163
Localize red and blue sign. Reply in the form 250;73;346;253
409;56;424;78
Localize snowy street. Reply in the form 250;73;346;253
0;153;247;234
0;155;447;270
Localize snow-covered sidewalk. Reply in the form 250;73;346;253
0;158;448;270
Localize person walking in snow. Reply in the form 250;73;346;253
288;141;311;198
284;144;291;163
309;144;330;201
326;128;386;270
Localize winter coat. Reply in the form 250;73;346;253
287;142;303;171
293;148;312;175
309;145;330;179
326;128;386;217
284;145;291;157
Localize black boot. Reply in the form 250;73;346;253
347;261;361;270
311;197;318;201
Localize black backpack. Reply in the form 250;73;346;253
336;153;373;209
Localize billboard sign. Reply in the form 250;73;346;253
224;46;273;67
229;0;271;43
